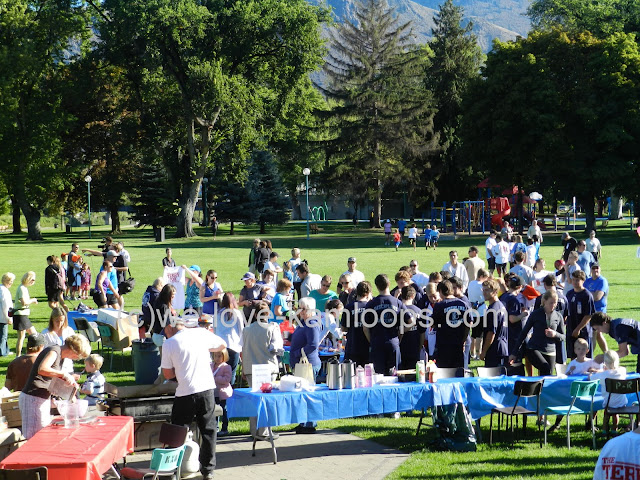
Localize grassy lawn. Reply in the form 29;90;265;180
0;219;638;479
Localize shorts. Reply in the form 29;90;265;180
81;282;90;290
495;263;507;274
47;289;63;303
488;258;496;270
471;322;484;339
395;241;401;247
12;314;33;331
93;291;116;308
409;238;416;245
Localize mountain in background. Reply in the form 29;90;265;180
310;0;532;52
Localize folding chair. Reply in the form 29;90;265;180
74;317;101;351
95;320;132;370
543;380;598;449
120;446;185;480
489;379;544;447
604;377;640;440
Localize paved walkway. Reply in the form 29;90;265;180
113;429;408;480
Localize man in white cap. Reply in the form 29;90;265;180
342;257;365;287
162;318;226;480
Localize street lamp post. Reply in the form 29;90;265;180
84;175;92;239
303;168;310;240
202;177;209;228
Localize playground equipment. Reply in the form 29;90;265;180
309;202;329;222
490;197;511;228
425;201;486;235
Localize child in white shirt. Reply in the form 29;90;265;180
590;350;627;433
566;338;600;375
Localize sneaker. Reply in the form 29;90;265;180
393;412;401;419
202;473;215;480
537;419;551;427
218;430;229;437
295;425;316;434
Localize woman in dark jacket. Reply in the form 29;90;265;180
509;290;566;376
151;284;177;348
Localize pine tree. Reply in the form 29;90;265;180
427;0;483;202
131;159;179;236
316;0;440;226
246;151;291;234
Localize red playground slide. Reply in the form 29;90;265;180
490;197;511;228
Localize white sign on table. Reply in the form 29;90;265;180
251;365;273;392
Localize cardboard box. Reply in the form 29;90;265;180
0;394;22;428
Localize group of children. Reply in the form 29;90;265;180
384;219;440;252
564;337;628;435
60;253;92;300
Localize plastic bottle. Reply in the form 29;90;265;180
356;366;365;388
416;361;426;383
364;363;374;388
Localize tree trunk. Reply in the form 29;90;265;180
13;177;42;240
229;221;235;235
291;192;302;220
109;204;121;234
176;192;198;238
609;195;624;220
260;220;266;234
11;197;22;234
582;194;596;233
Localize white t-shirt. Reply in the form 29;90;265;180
485;237;497;259
408;227;418;239
525;245;537;267
342;269;365;287
301;273;322;297
593;430;640;480
264;261;281;281
533;270;553;294
411;272;430;289
442;262;469;290
567;357;600;376
467;280;484;307
591;367;628;408
492;241;510;264
160;327;226;397
464;257;485;284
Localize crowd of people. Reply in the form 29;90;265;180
0;226;637;475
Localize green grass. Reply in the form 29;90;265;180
1;219;638;479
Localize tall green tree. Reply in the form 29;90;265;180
463;30;640;232
316;0;440;226
98;0;329;237
0;1;90;240
426;0;483;203
528;0;640;37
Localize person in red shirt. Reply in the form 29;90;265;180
393;229;402;251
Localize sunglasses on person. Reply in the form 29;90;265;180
321;283;331;288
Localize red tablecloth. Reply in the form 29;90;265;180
0;416;134;480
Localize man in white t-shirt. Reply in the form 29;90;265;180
593;426;640;480
161;321;226;480
263;251;283;282
342;257;365;287
409;260;429;289
485;230;497;275
442;250;469;290
492;234;511;277
289;248;302;298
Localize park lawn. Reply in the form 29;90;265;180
0;219;638;479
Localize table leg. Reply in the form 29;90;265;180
109;464;121;479
268;427;277;464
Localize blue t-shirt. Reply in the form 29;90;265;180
398;220;407;232
269;293;288;323
484;300;509;363
584;276;609;313
577;251;596;272
500;292;523;355
98;267;119;295
566;288;595;336
611;318;640;355
399;304;424;365
432;297;469;350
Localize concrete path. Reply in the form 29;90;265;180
112;429;408;480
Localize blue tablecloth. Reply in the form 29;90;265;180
67;310;99;330
227;381;465;428
439;374;640;421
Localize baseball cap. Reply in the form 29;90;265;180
27;334;45;350
348;257;356;263
521;285;541;300
189;265;201;273
241;272;256;281
105;251;118;258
